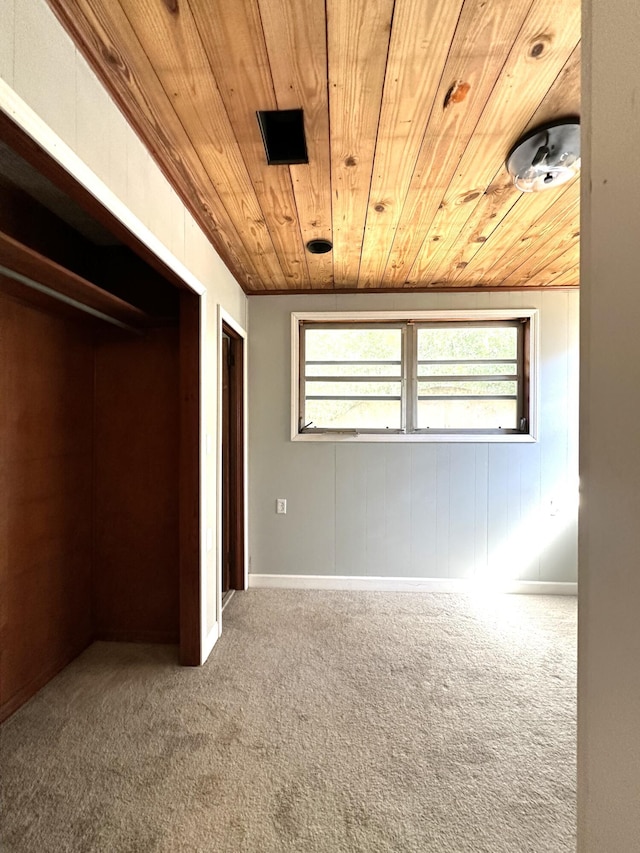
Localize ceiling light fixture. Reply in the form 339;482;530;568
507;120;580;192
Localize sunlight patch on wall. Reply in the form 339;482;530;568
471;481;579;593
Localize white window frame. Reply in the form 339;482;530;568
291;309;539;443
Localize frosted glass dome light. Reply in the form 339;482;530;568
507;121;580;193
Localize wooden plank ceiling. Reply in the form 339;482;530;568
47;0;581;293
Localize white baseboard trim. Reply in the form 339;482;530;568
248;574;577;595
201;622;219;664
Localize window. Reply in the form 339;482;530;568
292;310;537;442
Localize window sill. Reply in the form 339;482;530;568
292;432;537;443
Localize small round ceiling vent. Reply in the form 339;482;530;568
306;239;333;254
507;120;580;192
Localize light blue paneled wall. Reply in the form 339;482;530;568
249;290;578;582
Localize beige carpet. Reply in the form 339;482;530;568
0;590;576;852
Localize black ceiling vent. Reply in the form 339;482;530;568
257;109;308;165
306;239;333;254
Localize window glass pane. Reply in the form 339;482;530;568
303;327;402;430
418;380;517;398
418;362;516;377
306;362;401;377
299;318;529;437
417;398;518;430
306;380;402;398
305;399;401;430
417;326;517;361
305;327;401;362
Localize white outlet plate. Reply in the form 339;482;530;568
276;498;287;514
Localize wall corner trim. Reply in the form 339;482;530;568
201;622;219;664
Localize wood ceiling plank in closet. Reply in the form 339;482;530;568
537;243;581;285
440;171;519;285
47;0;262;292
502;240;580;287
461;178;580;286
117;0;283;290
544;264;580;287
356;0;465;288
443;43;581;285
189;0;310;289
511;239;580;287
451;176;579;286
327;0;394;288
406;0;581;285
258;0;333;288
378;0;535;288
498;208;580;286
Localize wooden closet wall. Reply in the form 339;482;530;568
0;167;184;721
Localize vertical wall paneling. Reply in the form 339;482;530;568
249;295;335;577
0;296;94;722
335;444;367;576
506;444;523;567
448;443;476;578
74;53;111;197
539;290;575;581
518;442;542;581
409;445;438;577
509;289;542;581
364;445;387;577
93;327;180;643
13;0;77;149
183;212;246;331
486;444;510;580
248;290;579;584
0;0;15;86
283;445;336;576
106;99;129;214
125;135;153;248
472;444;489;577
435;444;452;577
384;446;412;576
567;289;579;481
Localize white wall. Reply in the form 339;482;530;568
0;0;248;654
578;0;640;847
249;289;578;586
